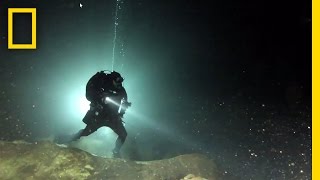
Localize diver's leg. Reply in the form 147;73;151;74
71;123;100;141
110;120;127;157
74;101;104;139
82;109;95;124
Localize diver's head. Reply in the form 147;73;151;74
110;71;124;89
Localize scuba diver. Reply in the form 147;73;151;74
63;71;131;158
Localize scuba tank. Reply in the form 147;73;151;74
85;71;111;102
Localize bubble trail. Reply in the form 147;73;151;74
111;0;121;71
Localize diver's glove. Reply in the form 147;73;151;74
119;101;131;118
123;101;132;107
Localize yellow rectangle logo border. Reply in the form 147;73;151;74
8;8;36;49
313;0;319;178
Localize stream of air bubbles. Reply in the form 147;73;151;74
111;0;121;71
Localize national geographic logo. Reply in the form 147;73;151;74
8;8;36;50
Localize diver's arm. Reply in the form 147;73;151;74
119;88;131;116
121;88;132;105
122;87;128;102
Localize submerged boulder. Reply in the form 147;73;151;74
0;141;221;180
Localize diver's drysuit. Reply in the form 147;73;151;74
73;71;131;157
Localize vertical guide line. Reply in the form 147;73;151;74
111;0;120;71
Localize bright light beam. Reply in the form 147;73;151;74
104;97;126;113
78;96;90;114
123;107;203;150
